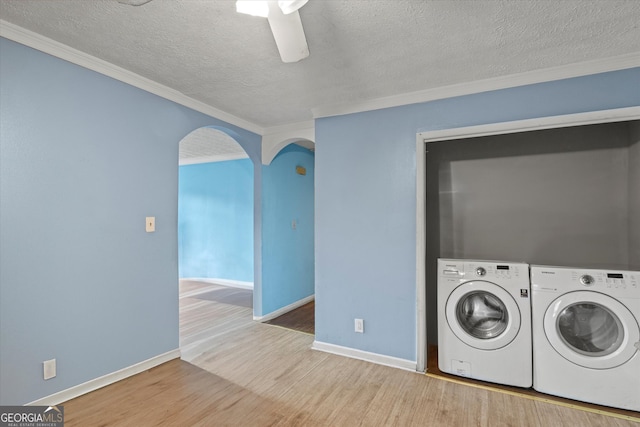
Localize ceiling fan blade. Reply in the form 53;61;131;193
267;7;309;63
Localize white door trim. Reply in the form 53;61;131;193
414;106;640;373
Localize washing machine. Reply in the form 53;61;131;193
437;259;532;387
531;265;640;411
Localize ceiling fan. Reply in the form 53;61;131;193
117;0;310;63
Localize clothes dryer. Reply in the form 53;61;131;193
531;265;640;411
437;259;532;387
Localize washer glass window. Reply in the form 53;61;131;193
557;302;624;357
456;291;508;339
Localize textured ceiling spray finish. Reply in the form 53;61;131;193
179;128;246;160
1;0;639;128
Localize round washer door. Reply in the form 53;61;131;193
544;291;640;369
445;280;521;350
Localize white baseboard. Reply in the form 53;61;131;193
312;341;417;372
254;294;315;322
27;349;181;406
181;278;253;290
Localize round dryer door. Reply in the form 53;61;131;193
445;281;521;350
544;291;640;369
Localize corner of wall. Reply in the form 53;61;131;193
628;121;640;269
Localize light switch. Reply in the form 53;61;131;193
146;217;155;232
43;359;56;380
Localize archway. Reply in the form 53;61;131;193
177;126;255;359
256;138;316;331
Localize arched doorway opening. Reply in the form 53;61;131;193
177;126;254;360
257;138;316;334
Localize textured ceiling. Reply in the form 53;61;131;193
179;127;246;162
1;0;639;129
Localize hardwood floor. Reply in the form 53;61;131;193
426;345;640;421
264;301;315;335
61;280;640;426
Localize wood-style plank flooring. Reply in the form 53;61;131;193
61;280;640;426
265;301;315;335
426;345;640;421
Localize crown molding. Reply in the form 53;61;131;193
312;52;640;119
5;19;638;134
0;20;265;135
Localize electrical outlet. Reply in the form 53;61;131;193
43;359;56;380
355;318;364;333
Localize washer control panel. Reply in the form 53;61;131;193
438;259;527;284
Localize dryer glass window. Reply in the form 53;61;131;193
557;303;624;357
456;291;508;339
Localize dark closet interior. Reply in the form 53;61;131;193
426;120;640;344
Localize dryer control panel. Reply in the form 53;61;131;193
531;266;639;298
570;270;639;291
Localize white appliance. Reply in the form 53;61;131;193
531;265;640;411
437;259;532;387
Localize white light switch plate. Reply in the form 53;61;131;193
43;359;56;380
146;217;155;232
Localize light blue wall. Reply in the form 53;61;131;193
260;145;315;316
0;37;261;405
315;68;640;362
178;159;254;282
2;31;638;406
